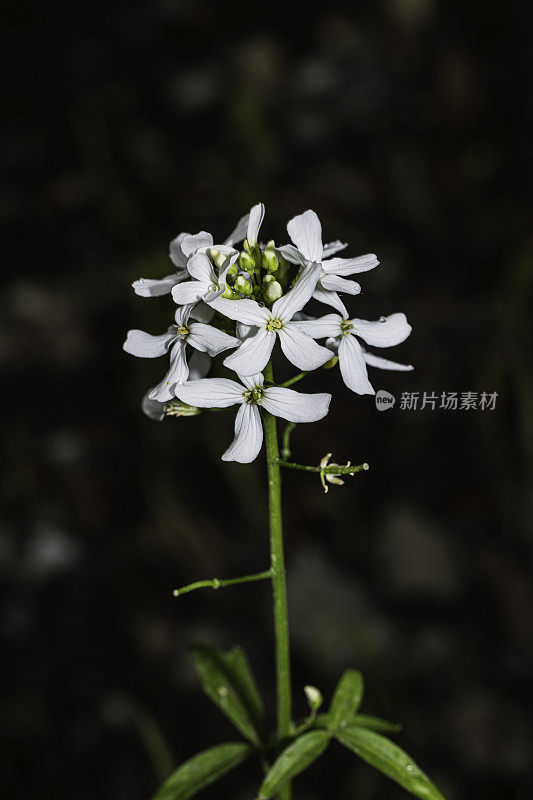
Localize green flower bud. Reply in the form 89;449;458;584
234;275;253;296
238;250;256;272
323;355;339;369
264;280;282;303
262;241;279;273
222;286;241;300
225;263;239;286
276;254;291;287
209;248;227;269
164;400;201;417
262;273;276;287
304;685;323;711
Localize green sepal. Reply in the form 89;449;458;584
190;643;264;744
336;724;446;800
328;669;364;730
151;741;252;800
256;731;330;799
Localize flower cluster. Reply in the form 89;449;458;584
124;204;413;462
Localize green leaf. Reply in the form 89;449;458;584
352;714;402;733
190;643;263;744
328;670;364;730
257;731;330;799
152;742;251;800
337;724;446;800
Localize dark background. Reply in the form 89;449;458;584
2;1;532;798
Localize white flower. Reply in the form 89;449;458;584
174;373;331;463
246;202;265;245
209;262;333;376
131;211;250;298
141;350;211;421
123;304;240;402
296;312;412;395
278;210;379;315
171;251;238;306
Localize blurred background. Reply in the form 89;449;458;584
2;1;532;798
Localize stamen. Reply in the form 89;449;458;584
340;320;353;335
176;325;189;338
266;317;283;332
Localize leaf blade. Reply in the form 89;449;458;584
152;742;251;800
190;643;262;744
337;724;446;800
257;731;330;799
328;670;364;730
352;713;402;733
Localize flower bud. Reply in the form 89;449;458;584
322;355;339;369
234;275;253;296
262;241;279;273
238;250;257;272
225;263;239;286
304;685;323;711
264;280;282;303
165;400;201;417
209;248;227;269
222;286;241;300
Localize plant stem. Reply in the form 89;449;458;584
280;371;308;388
277;460;369;475
172;570;271;597
263;359;292;800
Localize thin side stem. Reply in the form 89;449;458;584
263;359;292;800
280;371;308;388
277;459;369;475
173;570;271;597
281;422;297;460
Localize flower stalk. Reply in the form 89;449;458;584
173;569;271;597
263;359;293;800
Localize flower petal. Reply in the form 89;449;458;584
133;273;185;297
287;210;323;262
277;323;333;370
277;244;308;266
224;212;250;246
188;323;240;356
149;341;189;401
169;232;189;268
312;285;349;316
322;253;379;276
237;322;257;341
172;280;210;305
174;377;244;407
142;391;166;421
294;314;342;339
188;348;211;379
240;373;264;390
187;252;216;283
180;231;213;258
351;312;412;347
320;274;361;295
322;240;348;258
246;203;265;244
272;262;322;321
223;328;275;376
222;403;263;463
363;350;414;371
338;335;375;395
209;297;270;326
190;301;215;323
262;387;331;422
174;304;193;326
123;329;174;358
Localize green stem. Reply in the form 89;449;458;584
281;422;297;460
173;570;271;597
280;371;308;388
263;359;292;800
277;460;369;475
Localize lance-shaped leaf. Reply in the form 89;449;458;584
328;670;364;730
191;643;264;744
152;741;252;800
336;724;446;800
257;731;330;799
350;713;401;733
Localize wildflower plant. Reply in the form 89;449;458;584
124;204;446;800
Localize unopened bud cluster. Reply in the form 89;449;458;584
222;239;291;306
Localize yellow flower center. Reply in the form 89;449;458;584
176;325;189;338
266;317;283;332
